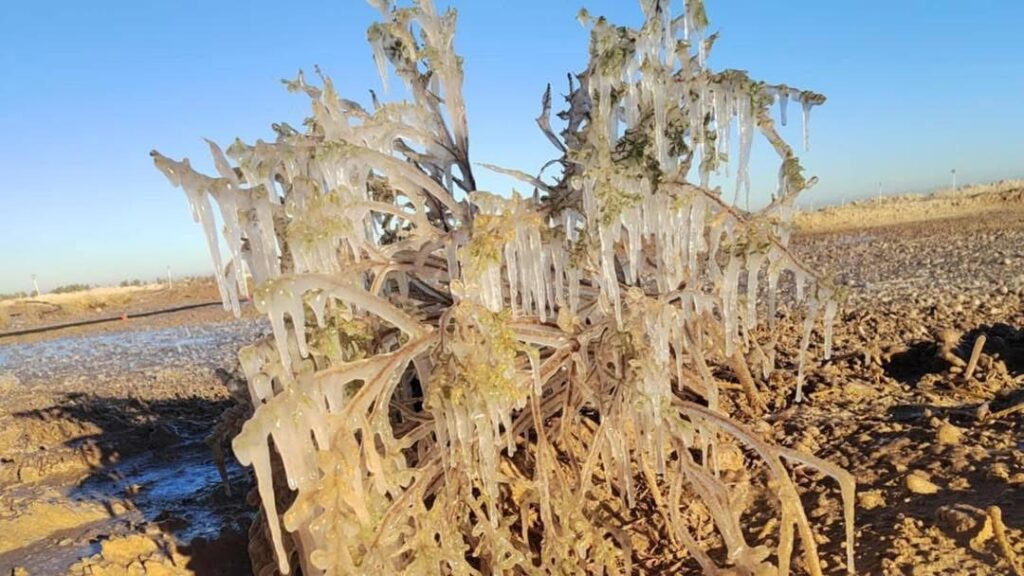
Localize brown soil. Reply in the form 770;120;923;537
1;187;1023;575
0;279;261;343
779;186;1024;574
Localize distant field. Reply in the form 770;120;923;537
0;278;228;333
797;179;1024;233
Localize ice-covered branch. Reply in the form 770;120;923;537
153;1;852;574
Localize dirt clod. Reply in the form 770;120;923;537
935;422;964;445
906;473;941;495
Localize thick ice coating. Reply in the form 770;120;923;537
153;1;851;575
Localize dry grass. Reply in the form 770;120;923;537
0;284;165;329
797;179;1024;234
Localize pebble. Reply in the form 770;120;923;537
858;489;887;510
906;473;940;495
936;503;985;535
935;423;963;446
989;462;1010;481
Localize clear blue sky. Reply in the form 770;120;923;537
2;1;1022;293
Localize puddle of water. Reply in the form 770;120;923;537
75;441;251;543
0;441;252;575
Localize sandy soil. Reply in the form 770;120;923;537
1;186;1023;575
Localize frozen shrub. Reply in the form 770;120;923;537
152;0;854;574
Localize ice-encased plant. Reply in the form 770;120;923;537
152;0;854;574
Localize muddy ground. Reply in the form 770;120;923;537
1;190;1023;575
0;283;267;576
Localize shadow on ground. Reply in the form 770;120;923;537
8;391;255;575
883;322;1024;386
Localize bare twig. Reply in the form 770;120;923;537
964;334;986;381
729;350;766;414
987;506;1024;576
989;401;1024;421
536;84;567;153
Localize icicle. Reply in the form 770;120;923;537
745;253;765;329
779;89;789;127
766;249;781;331
734;96;753;207
794;268;806;302
624;82;639;131
722;255;741;356
254;189;281;279
662;1;675;69
179;176;235;312
823;298;838;359
259;283;295;376
236;440;289;573
528;225;548;321
652;80;669;168
688;195;705;279
721;92;732;177
504;241;520;316
623;207;642;285
599;222;623;327
549;244;566;309
802;99;812;151
777;160;787;200
222;259;242;316
695;86;712;188
369;34;389;93
564;211;581;313
795;295;820;403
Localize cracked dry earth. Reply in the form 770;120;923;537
1;193;1023;575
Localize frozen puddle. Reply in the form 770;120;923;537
0;319;269;384
75;441;252;543
0;441;253;575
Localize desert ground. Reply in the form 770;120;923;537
1;183;1022;575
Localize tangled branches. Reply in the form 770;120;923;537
152;1;854;574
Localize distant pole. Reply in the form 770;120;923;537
31;274;40;297
877;181;882;204
166;266;173;289
951;169;957;191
